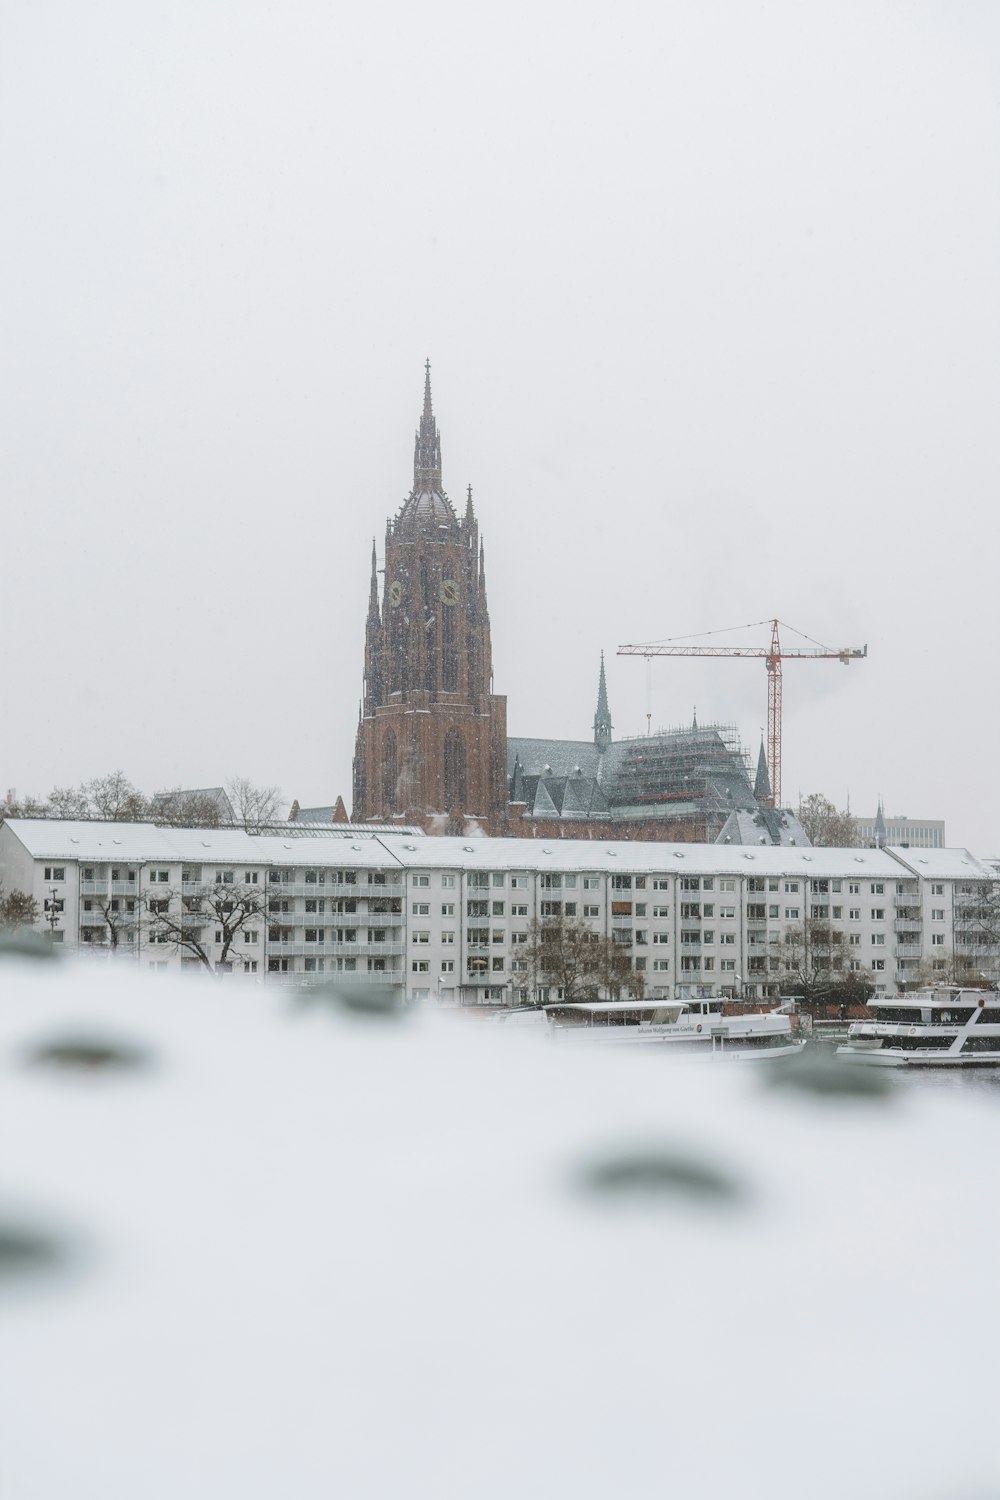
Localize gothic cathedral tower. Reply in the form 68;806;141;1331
352;366;508;834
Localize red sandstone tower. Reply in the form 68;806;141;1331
352;366;508;835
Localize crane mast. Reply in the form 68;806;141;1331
617;619;866;810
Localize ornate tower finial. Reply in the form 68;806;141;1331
465;483;474;521
413;360;443;492
594;650;613;750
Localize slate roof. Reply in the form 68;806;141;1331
715;808;812;847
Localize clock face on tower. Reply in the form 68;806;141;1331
388;580;402;607
440;578;459;606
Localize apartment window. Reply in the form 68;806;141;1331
768;880;780;892
491;957;505;972
720;879;735;892
412;902;430;915
492;929;505;945
243;872;259;885
304;929;325;944
441;931;455;945
303;957;324;974
43;867;66;882
634;930;647;945
411;931;430;945
832;881;842;893
768;905;780;919
870;883;884;895
931;933;945;947
652;878;670;891
652;959;670;972
584;905;600;918
511;932;527;946
441;959;455;973
703;958;715;972
412;875;430;888
305;899;326;914
611;875;633;890
720;906;736;919
702;931;715;945
214;871;233;885
931;884;944;896
681;956;701;972
442;874;456;889
871;908;885;921
652;932;669;945
849;908;861;921
492;873;506;888
149;898;169;916
832;906;842;919
681;902;700;919
932;909;944;921
871;959;885;971
268;958;290;973
304;870;326;886
871;934;885;946
747;878;765;893
634;957;647;972
849;959;862;972
783;906;801;920
564;902;577;917
811;907;829;921
701;878;714;891
680;877;700;892
412;960;430;974
269;870;292;886
512;903;528;917
441;903;455;916
849;883;860;895
721;933;736;946
813;880;830;894
540;901;562;917
492;902;505;917
721;959;736;972
747;904;766;920
849;934;861;947
584;877;601;890
511;875;529;889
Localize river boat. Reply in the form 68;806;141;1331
836;987;1000;1067
500;997;805;1060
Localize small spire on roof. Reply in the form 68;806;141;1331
754;738;772;804
465;483;474;522
594;650;613;750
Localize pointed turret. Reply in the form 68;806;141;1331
692;708;699;732
874;798;887;848
594;651;613;750
754;739;772;803
465;483;475;522
368;539;380;622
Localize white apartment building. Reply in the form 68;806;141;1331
1;820;996;1002
855;815;946;849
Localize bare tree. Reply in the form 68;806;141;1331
226;777;282;834
47;785;91;819
525;915;644;1001
797;794;859;848
153;789;224;828
84;771;149;822
145;879;267;974
0;884;40;932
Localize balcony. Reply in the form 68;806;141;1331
80;881;109;896
111;881;138;896
895;943;922;958
893;891;920;908
272;942;405;959
893;916;922;932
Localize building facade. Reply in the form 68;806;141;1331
3;819;996;1004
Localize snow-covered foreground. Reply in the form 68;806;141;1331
1;952;997;1499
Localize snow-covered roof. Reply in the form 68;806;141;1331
3;820;992;882
883;846;995;881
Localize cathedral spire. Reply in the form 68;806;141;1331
594;650;613;750
413;358;443;493
754;738;771;803
465;483;475;522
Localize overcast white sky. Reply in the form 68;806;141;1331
2;1;998;846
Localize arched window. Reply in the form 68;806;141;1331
381;729;398;814
443;729;467;813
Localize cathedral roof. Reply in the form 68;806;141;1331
397;487;456;533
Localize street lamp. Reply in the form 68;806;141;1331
46;887;61;942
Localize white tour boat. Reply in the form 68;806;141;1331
837;987;1000;1067
500;997;805;1060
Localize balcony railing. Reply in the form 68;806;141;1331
893;916;922;932
268;941;405;958
80;881;109;896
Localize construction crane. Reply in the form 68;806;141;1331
617;619;867;811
